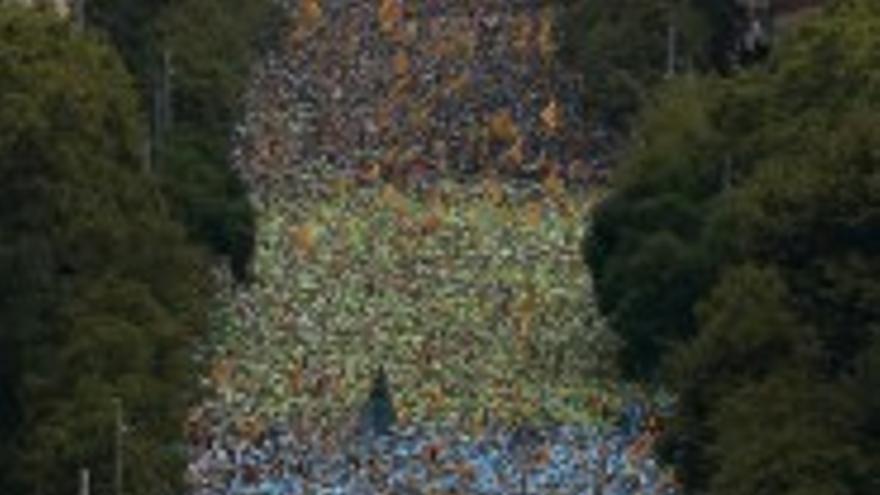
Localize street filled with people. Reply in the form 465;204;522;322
188;1;675;493
186;413;678;495
234;0;597;201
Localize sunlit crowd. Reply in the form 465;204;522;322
189;1;663;494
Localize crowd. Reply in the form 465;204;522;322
233;0;595;202
189;2;673;493
199;174;611;434
187;414;679;495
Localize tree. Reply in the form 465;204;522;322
557;0;740;139
85;0;168;92
708;368;861;495
585;0;880;380
584;77;727;379
582;2;880;494
149;0;280;281
661;265;818;492
853;338;880;495
84;0;278;281
0;7;208;494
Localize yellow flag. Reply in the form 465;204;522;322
375;103;392;130
541;99;561;133
538;10;555;59
290;223;317;257
513;15;533;54
289;361;303;394
382;145;400;165
211;357;235;389
411;104;431;128
332;175;352;198
502;137;524;170
426;186;448;218
432;37;448;58
426;385;446;413
446;71;471;95
359;161;382;184
455;28;477;58
525;200;543;228
393;50;410;77
488;109;519;143
381;183;407;214
543;165;564;200
378;0;402;35
300;0;322;26
483;176;505;206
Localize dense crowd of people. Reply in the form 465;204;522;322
187;415;678;495
197;168;612;437
233;0;597;202
189;1;672;493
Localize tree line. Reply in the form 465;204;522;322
0;1;276;493
561;0;879;493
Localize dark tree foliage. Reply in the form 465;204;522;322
85;0;278;282
853;339;880;495
584;77;728;379
581;1;880;493
85;0;168;92
707;367;862;495
557;0;746;141
153;0;279;281
661;265;821;491
0;7;209;494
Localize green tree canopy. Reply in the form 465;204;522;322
84;0;278;281
558;0;744;138
0;7;209;494
581;1;880;493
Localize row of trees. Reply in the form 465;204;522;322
86;0;280;281
0;1;274;493
557;0;754;149
564;0;879;494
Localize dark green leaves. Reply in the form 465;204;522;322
0;7;209;494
